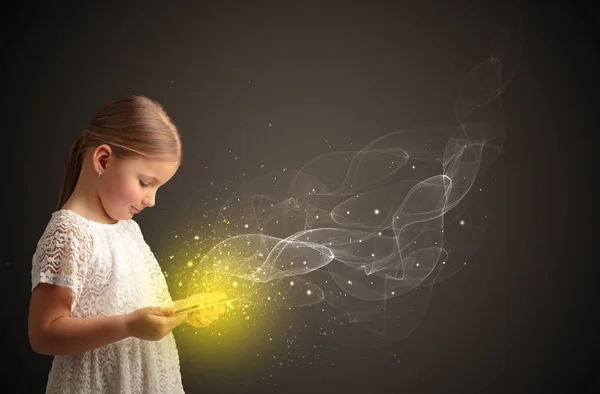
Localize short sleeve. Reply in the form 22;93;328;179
31;214;94;310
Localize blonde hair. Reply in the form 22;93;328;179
56;95;183;211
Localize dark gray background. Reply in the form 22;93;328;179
3;1;595;393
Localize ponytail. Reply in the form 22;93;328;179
55;134;85;211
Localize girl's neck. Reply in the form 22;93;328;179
61;193;117;225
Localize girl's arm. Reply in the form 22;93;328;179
28;283;185;356
28;283;130;355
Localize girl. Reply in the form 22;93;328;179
28;95;223;393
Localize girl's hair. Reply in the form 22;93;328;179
55;95;183;211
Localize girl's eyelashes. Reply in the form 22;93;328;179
139;180;150;188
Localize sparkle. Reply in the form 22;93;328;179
306;290;312;295
290;281;294;286
460;220;466;226
232;281;238;288
374;209;380;215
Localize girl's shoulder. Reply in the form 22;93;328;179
45;209;95;237
39;209;144;248
35;209;96;248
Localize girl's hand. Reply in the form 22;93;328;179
185;304;227;328
172;292;229;328
125;306;187;341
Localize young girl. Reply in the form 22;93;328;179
28;95;223;393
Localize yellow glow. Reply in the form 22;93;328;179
164;226;325;349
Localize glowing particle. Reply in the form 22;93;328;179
269;123;272;126
391;291;395;295
233;282;238;288
178;282;182;287
244;224;249;228
303;261;307;265
412;165;416;169
194;235;200;240
346;211;350;215
227;220;230;225
290;281;294;286
306;290;312;295
374;209;380;215
348;280;353;285
460;220;465;226
187;261;193;267
315;215;319;219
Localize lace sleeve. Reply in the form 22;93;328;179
31;215;94;310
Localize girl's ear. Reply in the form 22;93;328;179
93;144;112;171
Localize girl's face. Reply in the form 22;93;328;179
94;146;180;221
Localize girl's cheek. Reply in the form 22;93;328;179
112;180;136;202
124;184;140;201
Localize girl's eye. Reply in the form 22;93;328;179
139;180;150;187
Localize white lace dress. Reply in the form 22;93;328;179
31;209;185;393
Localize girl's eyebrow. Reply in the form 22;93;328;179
141;174;160;183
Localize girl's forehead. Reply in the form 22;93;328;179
121;155;177;167
120;156;179;179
